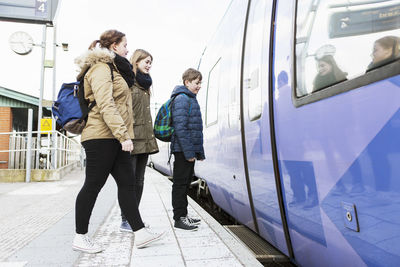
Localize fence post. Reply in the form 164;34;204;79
46;133;50;169
26;109;33;183
54;132;58;169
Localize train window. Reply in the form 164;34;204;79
243;0;271;121
247;68;261;121
295;0;400;98
205;59;221;126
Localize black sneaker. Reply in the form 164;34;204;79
174;217;198;231
186;216;201;225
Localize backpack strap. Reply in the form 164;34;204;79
169;92;192;145
187;96;192;115
171;93;191;114
169;93;192;125
78;63;115;122
86;63;114;108
181;93;192;115
107;62;114;81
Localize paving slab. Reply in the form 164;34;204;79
0;167;262;267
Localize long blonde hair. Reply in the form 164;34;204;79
130;49;153;74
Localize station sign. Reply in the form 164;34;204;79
0;0;60;25
329;4;400;38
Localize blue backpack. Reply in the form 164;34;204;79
153;93;191;142
52;63;113;134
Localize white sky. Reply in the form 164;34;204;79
0;0;231;105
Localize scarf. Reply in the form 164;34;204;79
113;54;135;87
135;70;153;90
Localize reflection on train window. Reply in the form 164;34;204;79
206;59;221;126
295;0;400;97
244;0;270;121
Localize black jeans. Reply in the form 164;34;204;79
172;152;195;221
121;153;149;221
76;139;144;233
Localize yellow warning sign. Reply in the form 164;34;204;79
40;118;52;132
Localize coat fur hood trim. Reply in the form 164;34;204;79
75;47;115;79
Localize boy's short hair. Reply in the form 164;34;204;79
182;68;202;84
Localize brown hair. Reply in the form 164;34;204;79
88;29;126;50
375;36;400;58
313;55;347;91
182;68;202;84
316;55;347;80
130;49;153;74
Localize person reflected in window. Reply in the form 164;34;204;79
312;55;347;92
367;36;400;72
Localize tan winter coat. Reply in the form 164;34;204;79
75;47;134;143
131;82;159;154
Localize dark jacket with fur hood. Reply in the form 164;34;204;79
75;47;134;143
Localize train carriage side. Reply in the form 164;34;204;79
150;0;400;266
273;0;400;266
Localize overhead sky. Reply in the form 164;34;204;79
0;0;231;106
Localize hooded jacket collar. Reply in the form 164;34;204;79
75;47;115;80
171;85;196;98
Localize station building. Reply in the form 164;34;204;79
0;86;51;169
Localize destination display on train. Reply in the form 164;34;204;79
329;4;400;38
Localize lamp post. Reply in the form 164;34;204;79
9;26;68;169
51;25;57;169
51;25;68;169
36;25;47;168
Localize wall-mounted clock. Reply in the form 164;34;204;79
9;31;34;55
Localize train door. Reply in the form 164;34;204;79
241;0;289;255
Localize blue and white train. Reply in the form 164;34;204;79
150;0;400;266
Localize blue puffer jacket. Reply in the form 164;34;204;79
170;85;205;160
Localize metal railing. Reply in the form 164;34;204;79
0;130;81;171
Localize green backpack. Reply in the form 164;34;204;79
153;93;191;142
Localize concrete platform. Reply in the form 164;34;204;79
0;167;262;266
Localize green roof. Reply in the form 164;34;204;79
0;86;39;108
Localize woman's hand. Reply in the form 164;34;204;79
187;158;196;162
121;140;133;152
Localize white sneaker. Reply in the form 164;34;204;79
134;227;165;249
72;233;103;254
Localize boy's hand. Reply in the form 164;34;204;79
121;140;133;152
188;158;196;162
